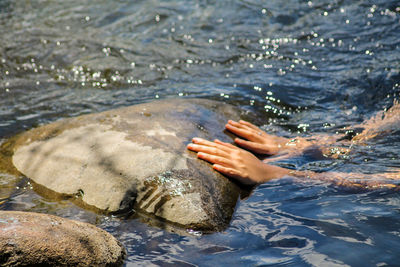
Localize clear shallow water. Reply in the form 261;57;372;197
1;0;400;266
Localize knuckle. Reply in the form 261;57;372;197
232;150;241;157
238;163;246;170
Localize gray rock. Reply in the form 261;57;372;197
0;210;126;266
9;98;242;232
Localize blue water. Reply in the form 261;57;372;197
1;0;400;266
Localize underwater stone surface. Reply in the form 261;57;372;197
10;98;242;232
0;211;126;266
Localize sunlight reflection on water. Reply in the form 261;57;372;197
1;0;400;265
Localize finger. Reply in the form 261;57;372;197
187;143;230;157
228;120;261;134
227;120;248;129
213;164;255;185
262;153;292;163
239;120;262;131
191;137;232;152
225;123;252;137
214;139;237;149
234;138;262;151
228;120;258;133
226;124;262;142
197;152;231;166
234;138;276;155
212;164;242;177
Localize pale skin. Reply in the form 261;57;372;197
187;118;400;188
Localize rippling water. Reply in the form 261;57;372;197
1;0;400;266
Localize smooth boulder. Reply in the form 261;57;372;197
0;211;126;266
10;98;243;232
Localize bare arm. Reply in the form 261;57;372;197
189;105;400;188
226;120;346;159
187;137;400;188
187;137;290;185
229;100;400;158
290;170;400;190
352;100;400;143
225;120;313;155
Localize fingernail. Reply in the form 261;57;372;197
192;137;201;142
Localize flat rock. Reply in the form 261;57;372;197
0;210;126;266
9;98;243;232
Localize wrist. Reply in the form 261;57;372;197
262;164;291;182
283;137;314;150
288;169;316;179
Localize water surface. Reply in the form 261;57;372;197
1;0;400;266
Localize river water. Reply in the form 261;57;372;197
1;0;400;266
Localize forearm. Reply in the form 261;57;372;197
284;169;400;190
261;164;292;182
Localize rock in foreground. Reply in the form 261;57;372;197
0;211;126;266
10;98;242;232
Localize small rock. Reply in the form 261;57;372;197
0;211;126;266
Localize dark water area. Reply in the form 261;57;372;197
1;0;400;266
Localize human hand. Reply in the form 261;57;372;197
225;120;313;155
225;120;288;155
187;137;290;185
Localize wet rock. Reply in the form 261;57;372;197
0;210;126;266
9;98;243;232
0;140;21;204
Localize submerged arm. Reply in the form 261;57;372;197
187;137;290;185
225;120;313;155
187;137;400;189
290;170;400;190
226;120;347;159
230;100;400;159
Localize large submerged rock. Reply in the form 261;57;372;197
0;211;126;266
9;98;243;232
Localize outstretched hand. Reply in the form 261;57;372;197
187;137;290;185
188;116;400;189
226;120;313;155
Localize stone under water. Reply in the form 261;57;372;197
0;211;126;266
9;98;243;232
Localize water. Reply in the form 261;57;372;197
1;0;400;265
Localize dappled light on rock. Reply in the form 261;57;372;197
10;98;243;232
